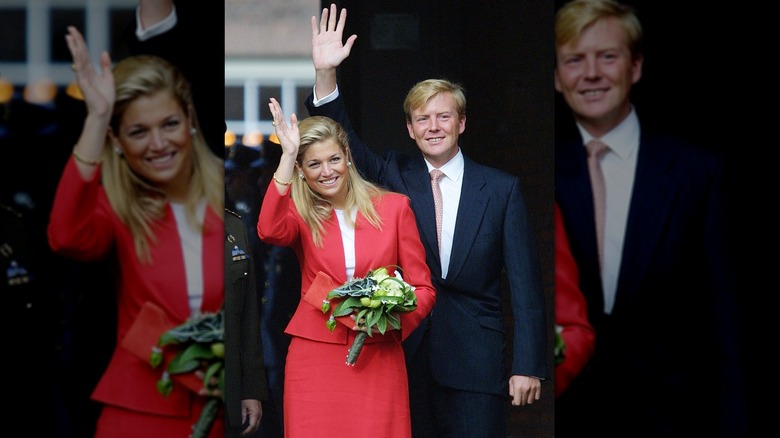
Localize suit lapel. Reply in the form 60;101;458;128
556;138;602;275
615;136;677;312
401;158;441;277
447;159;487;280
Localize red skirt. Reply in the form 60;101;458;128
284;332;412;438
94;398;225;438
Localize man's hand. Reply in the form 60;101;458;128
509;375;541;406
239;399;262;437
311;3;357;71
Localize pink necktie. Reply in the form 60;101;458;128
430;169;445;253
586;140;608;269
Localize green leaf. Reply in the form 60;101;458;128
167;357;200;375
356;308;369;325
158;311;224;345
328;277;374;298
325;316;337;332
168;344;213;374
379;295;403;304
371;266;389;278
386;313;401;330
379;276;405;288
157;332;181;347
393;304;417;312
332;297;362;317
217;367;225;401
366;309;382;330
149;348;163;368
376;315;387;334
156;373;173;397
180;343;215;362
204;361;223;392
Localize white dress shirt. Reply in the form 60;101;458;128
170;200;206;316
426;153;463;279
577;108;640;314
135;5;177;41
335;208;357;280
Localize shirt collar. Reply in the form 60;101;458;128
425;148;464;182
578;107;641;160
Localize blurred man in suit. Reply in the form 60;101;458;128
553;1;747;436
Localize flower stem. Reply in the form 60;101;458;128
346;331;367;365
191;398;220;438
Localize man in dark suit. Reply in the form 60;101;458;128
224;208;268;437
552;1;747;436
303;5;548;437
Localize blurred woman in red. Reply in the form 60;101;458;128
47;27;237;437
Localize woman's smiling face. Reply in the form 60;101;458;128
299;138;349;209
115;90;194;199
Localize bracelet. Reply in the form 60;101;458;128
72;147;102;166
272;172;293;186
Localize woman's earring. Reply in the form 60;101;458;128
347;161;352;167
298;171;305;180
113;146;123;156
190;127;197;135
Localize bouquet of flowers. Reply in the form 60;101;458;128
321;266;417;365
149;310;225;438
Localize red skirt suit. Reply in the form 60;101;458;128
257;185;435;438
47;158;225;437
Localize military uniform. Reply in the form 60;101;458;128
2;203;59;434
224;208;268;437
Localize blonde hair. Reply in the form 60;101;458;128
291;116;386;247
102;55;223;262
555;0;643;57
403;79;466;122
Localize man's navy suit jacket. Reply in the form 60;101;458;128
554;111;747;436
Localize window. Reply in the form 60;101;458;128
258;86;281;121
0;9;25;62
225;86;244;120
50;8;86;63
109;8;135;60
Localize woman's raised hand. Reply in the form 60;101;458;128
65;26;114;118
268;97;299;157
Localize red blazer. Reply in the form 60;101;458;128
257;185;435;346
48;158;224;417
554;201;595;398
